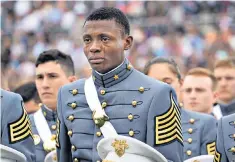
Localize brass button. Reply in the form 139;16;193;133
43;111;47;116
96;132;102;137
68;130;73;136
231;147;235;152
71;145;76;151
51;134;56;140
129;130;134;137
38;103;43;107
187;138;192;144
186;150;192;156
71;103;77;109
138;87;144;93
51;125;57;130
74;158;79;162
96;161;101;162
128;114;134;121
127;64;132;70
72;89;78;95
189;118;195;124
179;103;183;107
114;75;119;80
233;134;235;138
101;102;107;108
188;128;193;134
100;90;106;95
132;100;137;107
68;115;74;121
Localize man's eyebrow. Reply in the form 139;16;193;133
36;72;58;76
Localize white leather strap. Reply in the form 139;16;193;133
85;76;118;138
33;108;52;143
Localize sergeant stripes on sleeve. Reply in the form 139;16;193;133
213;148;221;162
207;141;216;155
55;118;60;148
155;92;183;145
8;102;33;143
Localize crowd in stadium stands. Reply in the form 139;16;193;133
1;1;235;90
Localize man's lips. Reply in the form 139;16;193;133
42;92;52;96
89;57;104;64
189;102;198;107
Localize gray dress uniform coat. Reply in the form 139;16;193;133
181;109;217;160
30;104;57;162
214;113;235;162
56;59;183;162
0;89;36;162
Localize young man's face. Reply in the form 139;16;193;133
83;20;132;73
214;67;235;104
35;61;71;110
147;63;181;100
182;75;216;113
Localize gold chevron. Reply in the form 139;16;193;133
155;92;183;145
9;106;33;143
207;142;215;155
213;148;221;162
56;118;60;148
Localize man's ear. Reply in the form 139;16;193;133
124;36;133;50
213;91;219;103
68;76;77;82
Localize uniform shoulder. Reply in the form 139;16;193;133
133;70;171;91
183;109;216;122
1;89;22;99
221;113;235;123
1;89;23;106
60;78;86;92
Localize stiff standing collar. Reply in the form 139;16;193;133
92;58;133;88
39;104;57;121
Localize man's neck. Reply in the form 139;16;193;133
217;99;235;105
44;105;56;112
95;59;125;76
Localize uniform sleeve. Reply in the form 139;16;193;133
1;93;36;162
214;118;228;162
200;116;217;155
56;88;72;162
146;85;183;162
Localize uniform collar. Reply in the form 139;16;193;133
39;104;57;121
92;58;133;88
220;100;235;116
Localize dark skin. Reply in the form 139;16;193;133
83;20;133;74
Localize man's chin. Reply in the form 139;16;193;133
41;100;56;109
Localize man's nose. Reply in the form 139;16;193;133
90;40;101;53
42;78;50;88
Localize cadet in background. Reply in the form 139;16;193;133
30;49;76;162
144;57;217;160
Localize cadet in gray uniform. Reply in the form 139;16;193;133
214;113;235;162
56;7;183;162
144;57;217;160
1;89;36;162
30;49;76;162
213;59;235;118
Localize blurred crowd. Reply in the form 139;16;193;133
1;1;235;90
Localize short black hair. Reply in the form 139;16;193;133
143;57;181;80
35;49;75;76
84;7;130;35
14;82;40;103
